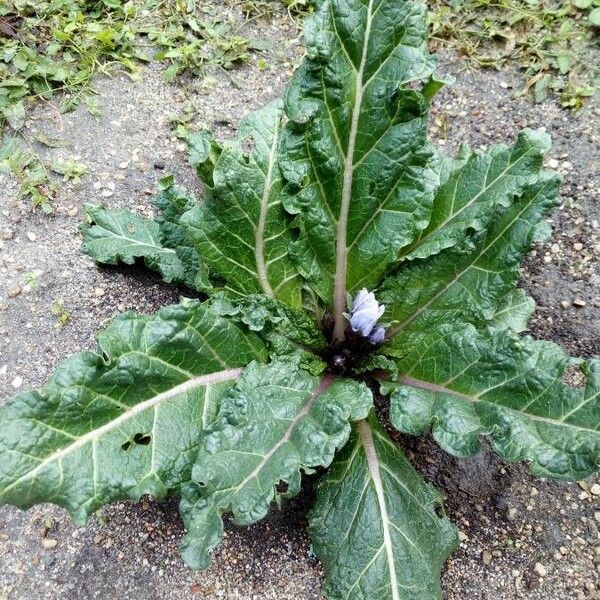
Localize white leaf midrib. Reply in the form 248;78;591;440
358;419;400;600
398;375;600;435
255;114;280;297
332;0;376;341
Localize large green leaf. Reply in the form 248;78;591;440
82;203;189;285
280;0;438;336
401;129;551;261
311;414;458;600
179;355;372;569
381;326;600;480
82;179;209;291
0;300;266;522
381;172;560;337
182;100;303;307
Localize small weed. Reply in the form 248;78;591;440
0;137;57;213
243;0;311;20
429;0;599;107
49;158;87;181
50;298;71;328
140;3;254;81
23;270;42;288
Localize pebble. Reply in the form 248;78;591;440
11;376;22;389
94;287;106;297
118;161;129;169
507;507;518;521
534;562;547;577
573;299;587;308
590;484;600;496
8;284;22;298
101;190;114;198
42;538;58;549
482;550;492;565
26;232;37;242
548;158;559;169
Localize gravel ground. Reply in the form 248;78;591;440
0;3;599;599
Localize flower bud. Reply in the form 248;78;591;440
346;288;385;338
367;326;386;345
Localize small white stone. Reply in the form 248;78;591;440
94;287;105;297
547;158;559;169
100;190;114;198
26;232;37;242
534;562;547;577
590;483;600;496
11;375;23;388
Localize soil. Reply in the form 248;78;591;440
0;3;598;599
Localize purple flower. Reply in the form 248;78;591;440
367;326;386;345
346;288;385;341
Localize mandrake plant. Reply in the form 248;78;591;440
1;0;599;597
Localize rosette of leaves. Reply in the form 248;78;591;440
1;0;598;598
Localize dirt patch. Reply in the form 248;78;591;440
1;4;599;600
